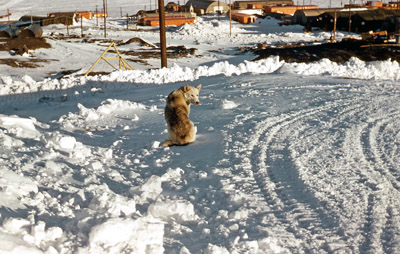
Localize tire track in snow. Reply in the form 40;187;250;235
220;96;359;252
219;82;400;253
249;100;360;252
357;109;400;254
320;94;400;254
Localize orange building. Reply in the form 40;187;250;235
232;13;258;24
366;1;383;7
94;12;108;18
264;5;318;15
140;16;196;26
77;11;93;19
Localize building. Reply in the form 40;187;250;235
351;9;400;32
386;1;400;8
139;16;196;26
166;2;181;11
314;9;400;33
382;16;400;33
93;12;108;18
47;12;77;25
264;5;318;16
313;11;355;31
232;13;258;23
233;0;293;10
77;11;93;19
293;8;335;26
366;1;384;7
185;0;230;15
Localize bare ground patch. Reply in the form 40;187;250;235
0;37;51;53
252;39;400;64
0;58;57;68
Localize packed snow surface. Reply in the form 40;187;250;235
1;1;400;253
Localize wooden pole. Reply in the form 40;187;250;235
331;10;337;42
81;14;84;37
229;0;232;37
96;6;99;26
218;0;220;20
103;0;107;38
348;0;351;35
7;9;10;24
158;0;167;68
66;16;70;36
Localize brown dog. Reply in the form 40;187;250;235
161;84;202;147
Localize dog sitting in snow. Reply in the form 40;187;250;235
161;84;202;147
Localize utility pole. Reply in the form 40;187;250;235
103;0;107;38
229;0;232;37
81;14;84;37
331;10;337;42
158;0;167;68
348;0;351;35
7;9;10;24
96;6;98;26
218;0;220;20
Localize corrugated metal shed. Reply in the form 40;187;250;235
293;8;338;26
185;0;230;14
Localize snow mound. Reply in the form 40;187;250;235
87;216;164;254
280;57;400;80
0;232;43;254
0;170;38;210
221;99;238;109
0;115;41;140
148;200;199;222
1;57;400;97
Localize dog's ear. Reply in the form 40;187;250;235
196;84;202;91
183;84;190;92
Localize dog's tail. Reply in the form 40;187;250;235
160;140;175;147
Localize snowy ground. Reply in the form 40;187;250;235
1;1;400;254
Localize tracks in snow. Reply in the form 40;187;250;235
217;82;400;253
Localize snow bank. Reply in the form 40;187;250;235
0;232;43;254
108;56;400;83
86;216;164;254
0;170;38;210
148;200;198;222
0;115;41;139
279;57;400;80
1;57;400;97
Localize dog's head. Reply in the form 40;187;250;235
182;84;202;105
